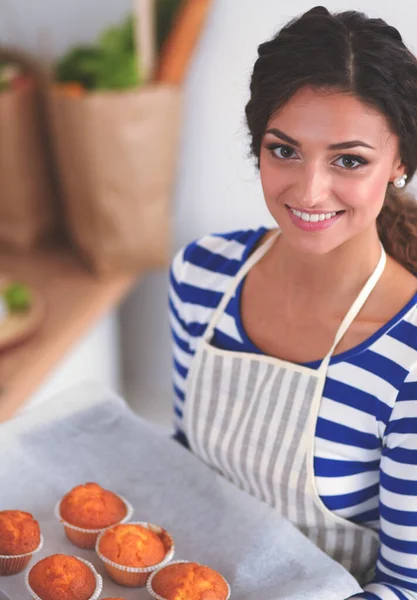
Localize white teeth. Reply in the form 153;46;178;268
290;208;337;222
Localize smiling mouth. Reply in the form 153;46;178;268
286;205;345;223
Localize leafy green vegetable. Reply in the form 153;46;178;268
55;16;141;90
95;53;140;90
98;15;136;55
54;2;183;91
96;16;141;90
4;283;32;312
55;47;104;90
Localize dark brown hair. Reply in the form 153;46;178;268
245;6;417;273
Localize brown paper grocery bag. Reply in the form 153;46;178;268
48;84;181;274
0;49;56;250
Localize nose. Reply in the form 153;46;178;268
295;163;330;209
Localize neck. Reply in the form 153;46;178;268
266;226;383;317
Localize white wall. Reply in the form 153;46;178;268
120;0;417;425
0;0;131;58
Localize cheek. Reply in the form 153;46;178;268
259;155;286;201
335;172;388;214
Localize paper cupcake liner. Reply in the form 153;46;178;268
147;559;231;600
95;521;175;587
0;535;44;576
24;556;103;600
54;494;133;549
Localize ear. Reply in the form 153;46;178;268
390;159;407;184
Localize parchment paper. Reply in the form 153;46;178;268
0;383;363;599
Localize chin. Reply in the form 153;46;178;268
277;225;348;257
290;237;340;256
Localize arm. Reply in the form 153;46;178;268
347;365;417;600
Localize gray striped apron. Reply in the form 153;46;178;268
184;232;385;585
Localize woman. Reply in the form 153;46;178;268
169;6;417;599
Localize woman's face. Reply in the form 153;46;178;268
259;86;405;256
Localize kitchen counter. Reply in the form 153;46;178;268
0;244;138;422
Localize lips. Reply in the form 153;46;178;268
285;205;344;231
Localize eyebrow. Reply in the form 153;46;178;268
265;128;375;150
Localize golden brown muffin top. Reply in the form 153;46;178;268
0;510;41;556
98;523;166;568
28;554;96;600
59;482;127;529
151;562;229;600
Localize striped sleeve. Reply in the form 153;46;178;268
348;364;417;600
168;246;196;431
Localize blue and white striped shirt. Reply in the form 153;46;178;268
169;227;417;600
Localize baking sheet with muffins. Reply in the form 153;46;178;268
0;383;363;599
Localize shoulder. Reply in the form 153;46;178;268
387;254;417;295
381;296;417;434
365;255;417;341
170;227;268;288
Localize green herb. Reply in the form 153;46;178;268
55;47;104;90
4;283;32;312
55;16;141;91
54;1;183;91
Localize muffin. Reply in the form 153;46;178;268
148;561;230;600
0;510;43;575
56;482;132;549
26;554;102;600
98;523;166;567
96;522;175;587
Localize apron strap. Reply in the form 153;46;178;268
321;243;387;367
203;231;279;341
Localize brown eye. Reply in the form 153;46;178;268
267;144;297;159
334;155;367;169
342;157;357;168
279;146;295;158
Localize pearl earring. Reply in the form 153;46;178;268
393;174;408;189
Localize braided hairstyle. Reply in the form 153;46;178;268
245;6;417;273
